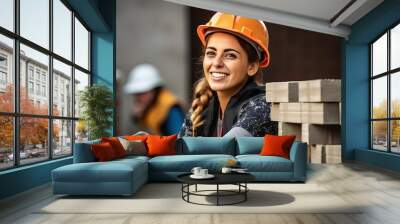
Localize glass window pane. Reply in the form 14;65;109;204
391;72;400;118
372;121;388;151
391;120;400;153
0;0;14;31
53;119;72;157
372;76;387;119
74;18;89;70
20;0;49;49
20;117;49;165
372;33;387;76
0;34;14;112
391;24;400;70
0;116;14;170
53;59;72;117
20;44;49;115
53;0;72;60
75;120;88;143
74;69;89;118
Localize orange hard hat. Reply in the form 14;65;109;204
197;12;270;68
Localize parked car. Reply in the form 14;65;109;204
8;150;32;160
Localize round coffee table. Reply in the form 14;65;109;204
177;173;255;206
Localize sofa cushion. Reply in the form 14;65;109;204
124;135;148;141
118;137;147;156
177;137;235;155
73;139;101;163
236;137;263;155
148;154;235;172
91;142;118;161
52;158;147;183
236;155;293;172
114;155;150;164
260;135;296;159
101;137;127;158
147;135;177;157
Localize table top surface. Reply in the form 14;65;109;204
177;172;255;184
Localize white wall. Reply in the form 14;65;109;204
116;0;189;135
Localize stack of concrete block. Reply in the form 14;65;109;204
266;79;341;164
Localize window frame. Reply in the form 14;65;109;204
370;20;400;154
0;0;92;171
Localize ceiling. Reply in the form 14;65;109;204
164;0;384;38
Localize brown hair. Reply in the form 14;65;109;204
190;33;264;136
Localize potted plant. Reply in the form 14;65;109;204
79;84;114;140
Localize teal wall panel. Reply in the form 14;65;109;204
91;0;116;135
0;158;72;199
355;148;400;172
343;44;369;160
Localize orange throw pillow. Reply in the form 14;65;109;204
146;134;177;157
260;134;296;159
101;137;127;158
91;142;117;161
124;135;148;142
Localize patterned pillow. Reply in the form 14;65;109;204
118;137;147;156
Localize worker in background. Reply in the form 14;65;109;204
124;64;185;135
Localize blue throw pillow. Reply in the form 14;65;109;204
236;137;264;155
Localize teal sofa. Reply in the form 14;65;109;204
52;137;307;196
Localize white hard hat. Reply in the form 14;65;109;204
124;64;163;94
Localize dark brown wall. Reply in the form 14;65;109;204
189;7;343;86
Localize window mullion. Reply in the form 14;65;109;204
13;0;20;167
49;0;54;160
370;45;373;149
388;30;391;152
71;10;76;155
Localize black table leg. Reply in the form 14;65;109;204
181;183;183;199
187;184;190;202
195;184;197;192
245;183;247;201
216;184;219;206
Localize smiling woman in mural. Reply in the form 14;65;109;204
179;12;277;137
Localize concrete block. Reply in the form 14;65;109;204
278;122;302;141
323;145;342;164
301;124;341;145
279;103;301;123
266;82;299;103
271;103;280;121
313;145;342;164
310;145;322;164
300;103;340;124
299;79;341;102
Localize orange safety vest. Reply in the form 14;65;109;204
139;89;182;135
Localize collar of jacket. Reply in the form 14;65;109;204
196;77;265;136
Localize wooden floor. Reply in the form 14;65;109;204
1;162;400;224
